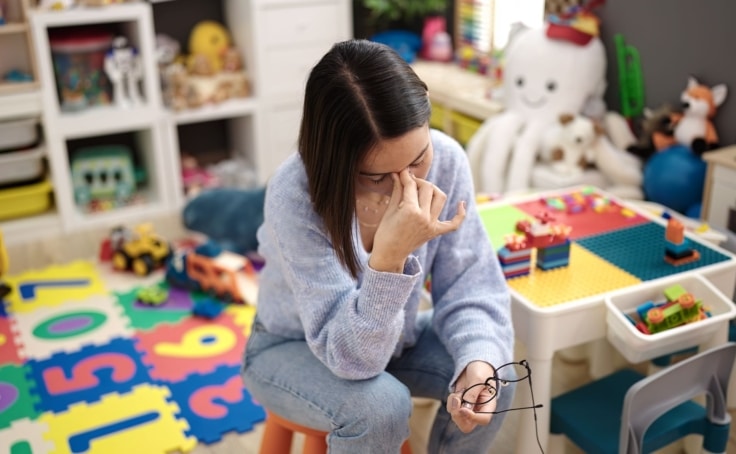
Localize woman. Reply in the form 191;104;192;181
242;39;515;453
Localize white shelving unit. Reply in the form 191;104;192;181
242;0;353;184
29;1;172;232
1;0;353;245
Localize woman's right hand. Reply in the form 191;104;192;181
368;169;465;273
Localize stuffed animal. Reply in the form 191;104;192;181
466;18;608;194
539;113;601;178
671;76;727;155
187;21;231;73
182;186;266;255
532;112;644;200
626;103;676;163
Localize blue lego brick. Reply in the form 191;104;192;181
576;222;731;281
26;337;152;413
166;364;266;444
665;238;692;255
537;257;570;270
501;261;531;274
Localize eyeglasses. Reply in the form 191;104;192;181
459;359;545;454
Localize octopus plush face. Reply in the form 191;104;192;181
502;26;607;123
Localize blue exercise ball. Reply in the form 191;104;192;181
643;145;706;216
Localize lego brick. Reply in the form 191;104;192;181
114;283;192;332
477;204;536;250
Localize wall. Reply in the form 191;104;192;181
598;0;736;144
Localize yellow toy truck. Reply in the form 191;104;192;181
100;223;171;276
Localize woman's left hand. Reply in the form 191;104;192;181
446;361;497;433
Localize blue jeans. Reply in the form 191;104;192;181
242;311;515;453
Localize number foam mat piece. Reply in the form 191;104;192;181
0;261;265;452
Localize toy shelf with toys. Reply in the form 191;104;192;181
0;0;39;95
1;0;353;247
28;2;173;232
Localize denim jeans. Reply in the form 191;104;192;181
242;310;515;454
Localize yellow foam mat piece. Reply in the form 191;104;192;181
225;303;256;337
39;384;197;454
5;260;107;314
507;243;641;308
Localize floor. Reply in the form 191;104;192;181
6;215;736;454
185;343;736;454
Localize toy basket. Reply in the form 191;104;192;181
605;273;736;363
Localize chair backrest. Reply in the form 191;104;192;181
619;342;736;454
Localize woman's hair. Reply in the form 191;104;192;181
298;39;431;278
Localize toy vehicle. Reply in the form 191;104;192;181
0;230;10;299
136;285;169;306
100;223;171;276
166;241;258;305
70;145;145;207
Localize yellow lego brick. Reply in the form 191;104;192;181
508;243;641;308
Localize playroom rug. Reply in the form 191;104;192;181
0;260;265;453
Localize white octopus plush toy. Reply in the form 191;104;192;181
467;23;643;198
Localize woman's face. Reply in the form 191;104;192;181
355;124;433;197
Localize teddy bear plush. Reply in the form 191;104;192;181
539;113;602;178
531;112;644;200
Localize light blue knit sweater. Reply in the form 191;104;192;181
254;129;514;387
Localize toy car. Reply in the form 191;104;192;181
136;285;169;306
100;223;172;276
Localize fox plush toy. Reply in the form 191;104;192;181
671;76;728;155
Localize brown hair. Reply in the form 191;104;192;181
298;39;431;278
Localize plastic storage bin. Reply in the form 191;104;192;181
0;146;45;186
0;118;39;152
605;273;736;363
0;178;53;221
49;28;113;112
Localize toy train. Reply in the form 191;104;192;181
165;241;258;305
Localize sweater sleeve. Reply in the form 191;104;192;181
258;167;422;380
428;132;515;388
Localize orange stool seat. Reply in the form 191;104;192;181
259;410;413;454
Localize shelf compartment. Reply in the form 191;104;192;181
0;23;28;34
56;126;170;229
172;97;257;125
0;210;61;246
29;2;152;28
32;2;162;125
57;104;161;139
0;32;36;88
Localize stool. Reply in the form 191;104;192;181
259;410;413;454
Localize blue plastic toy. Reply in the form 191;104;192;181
643;144;706;217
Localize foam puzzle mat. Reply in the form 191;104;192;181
479;187;733;308
0;260;265;453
